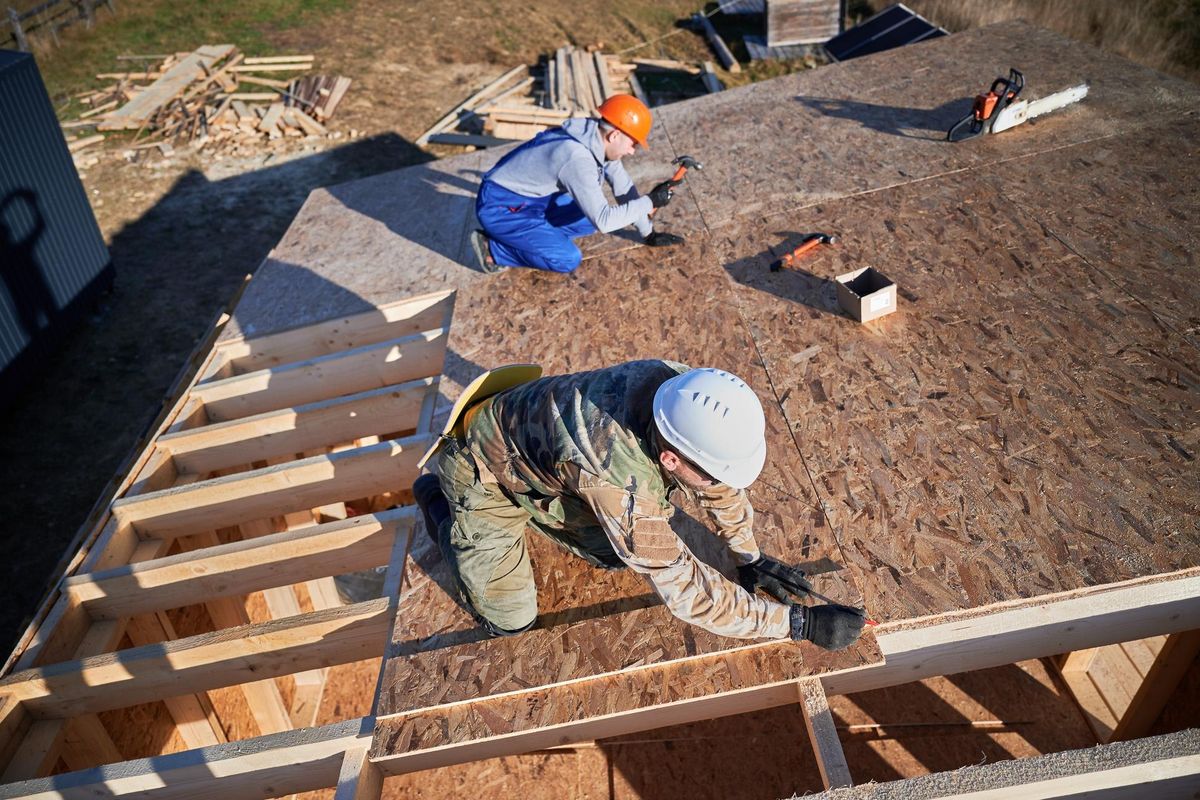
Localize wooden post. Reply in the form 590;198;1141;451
8;8;27;51
798;679;853;790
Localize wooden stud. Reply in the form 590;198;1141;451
798;678;852;789
1112;630;1200;741
111;435;430;541
334;741;382;800
190;328;447;422
0;599;391;719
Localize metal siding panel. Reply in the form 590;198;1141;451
0;49;111;391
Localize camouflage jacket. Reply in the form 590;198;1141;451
463;359;790;639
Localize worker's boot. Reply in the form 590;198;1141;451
469;229;505;274
413;473;451;548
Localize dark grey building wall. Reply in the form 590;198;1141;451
0;48;113;407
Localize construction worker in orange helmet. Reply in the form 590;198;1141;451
468;93;685;274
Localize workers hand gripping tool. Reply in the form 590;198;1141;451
740;554;879;625
670;154;703;183
770;232;838;272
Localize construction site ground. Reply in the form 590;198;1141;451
2;3;1199;797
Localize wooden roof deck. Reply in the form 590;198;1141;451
2;19;1197;797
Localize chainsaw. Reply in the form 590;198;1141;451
946;68;1088;142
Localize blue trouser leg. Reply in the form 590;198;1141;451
476;181;597;273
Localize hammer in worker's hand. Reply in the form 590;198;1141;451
770;233;839;272
670;155;703;184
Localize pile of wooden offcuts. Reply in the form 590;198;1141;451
63;44;351;163
418;44;720;149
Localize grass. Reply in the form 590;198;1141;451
28;0;352;102
859;0;1200;82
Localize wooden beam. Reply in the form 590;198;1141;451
823;570;1200;697
334;740;383;800
1;599;390;719
0;719;367;799
1112;629;1200;741
416;64;528;146
111;435;430;541
693;13;741;72
71;510;417;623
798;678;852;789
427;132;520;148
157;379;433;476
192;327;447;423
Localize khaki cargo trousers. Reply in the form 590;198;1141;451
434;438;623;635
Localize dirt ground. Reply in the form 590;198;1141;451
0;0;733;655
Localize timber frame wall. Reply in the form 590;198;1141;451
0;290;453;785
0;286;1196;796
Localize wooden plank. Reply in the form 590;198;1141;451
694;13;741;72
191;327;447;422
415;64;527;145
798;678;852;789
0;599;391;719
111;435;430;541
823;570;1200;697
701;62;724;94
258;103;285;138
230;64;314;73
99;45;236;130
1112;629;1200;741
593;52;614;101
334;741;382;800
157;378;433;476
237;75;289;89
242;55;315;64
210;290;452;374
60;713;124;772
1120;636;1166;677
316;76;352;120
1056;667;1117;741
427;132;519;148
1088;645;1142;721
1;717;61;781
1;719;365;799
474;76;536;113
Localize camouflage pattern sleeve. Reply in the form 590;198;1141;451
574;471;790;640
694;484;761;566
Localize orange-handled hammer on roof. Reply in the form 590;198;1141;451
670;154;703;183
771;232;839;272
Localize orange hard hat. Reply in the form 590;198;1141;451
598;94;652;149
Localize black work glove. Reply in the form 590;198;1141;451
647;179;678;209
644;231;684;247
790;603;866;651
737;554;812;604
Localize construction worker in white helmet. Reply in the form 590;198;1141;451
413;360;867;649
468;93;684;274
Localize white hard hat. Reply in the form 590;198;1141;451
652;368;767;489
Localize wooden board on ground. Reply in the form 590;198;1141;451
98;45;235;130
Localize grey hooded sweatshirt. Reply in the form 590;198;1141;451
483;117;654;238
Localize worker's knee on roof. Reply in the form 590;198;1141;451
541;248;582;273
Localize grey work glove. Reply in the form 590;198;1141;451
644;231;684;247
647;179;678;209
738;555;812;604
790;603;866;651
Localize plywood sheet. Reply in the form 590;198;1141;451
223;150;492;340
715;171;1200;621
375;237;880;731
987;117;1200;348
657;22;1200;226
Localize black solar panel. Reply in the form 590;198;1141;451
824;2;947;62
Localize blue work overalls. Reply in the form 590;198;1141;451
476;129;600;273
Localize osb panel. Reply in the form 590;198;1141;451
372;634;879;759
716;172;1200;621
658;22;1200;226
987;117;1200;348
377;239;878;720
222;151;491;341
97;701;184;761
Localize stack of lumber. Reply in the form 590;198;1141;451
59;46;352;156
420;47;711;150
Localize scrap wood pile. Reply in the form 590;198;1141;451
62;44;352;162
419;44;718;150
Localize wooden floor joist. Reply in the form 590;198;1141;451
799;678;853;790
